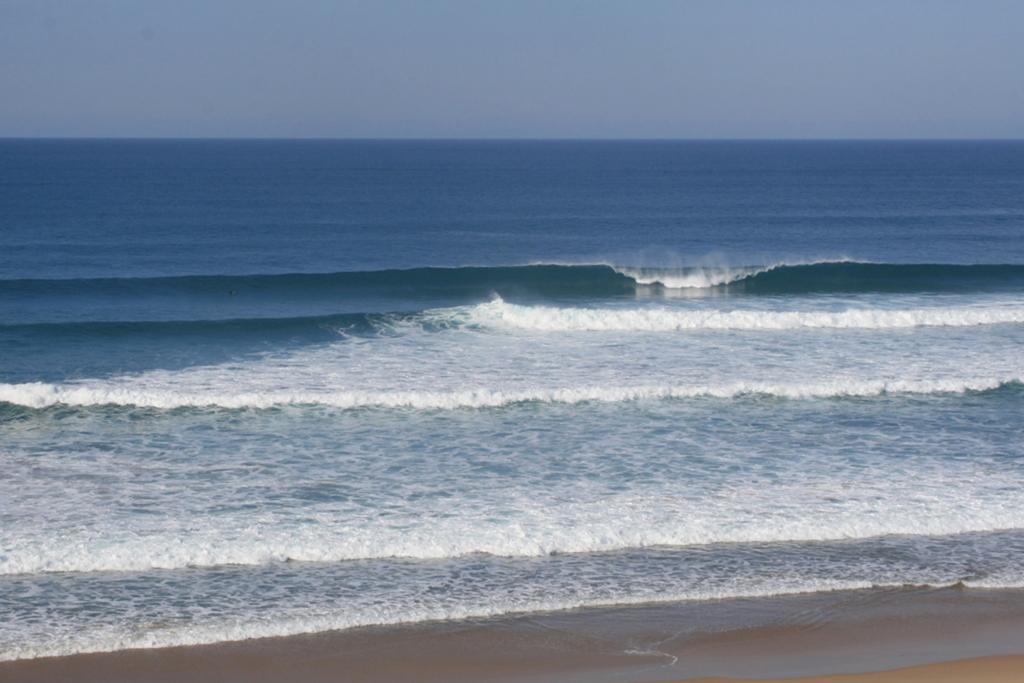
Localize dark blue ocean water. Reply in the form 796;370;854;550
4;140;1024;280
1;140;1024;659
3;140;1024;382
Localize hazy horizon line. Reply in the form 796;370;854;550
3;136;1024;142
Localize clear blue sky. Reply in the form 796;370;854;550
2;0;1022;138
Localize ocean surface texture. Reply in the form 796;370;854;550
2;140;1023;660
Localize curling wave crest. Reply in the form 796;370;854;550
610;261;1024;293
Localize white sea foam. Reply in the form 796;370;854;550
6;570;1024;661
465;298;1024;332
0;376;1017;410
0;580;880;661
6;472;1024;576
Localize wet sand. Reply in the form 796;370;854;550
4;585;1024;682
687;655;1024;682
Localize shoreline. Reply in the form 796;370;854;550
5;585;1024;682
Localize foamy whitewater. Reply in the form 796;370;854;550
3;140;1024;662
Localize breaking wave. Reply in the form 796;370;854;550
611;261;1024;293
466;298;1024;331
1;377;1019;411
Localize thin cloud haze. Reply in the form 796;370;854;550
1;0;1022;138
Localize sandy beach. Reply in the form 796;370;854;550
5;585;1024;683
7;654;1024;683
687;656;1024;682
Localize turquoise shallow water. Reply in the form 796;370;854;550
1;140;1023;659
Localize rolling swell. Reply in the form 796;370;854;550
0;312;412;341
0;265;634;319
0;313;417;382
0;264;628;296
3;262;1023;318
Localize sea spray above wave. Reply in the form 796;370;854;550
1;377;1019;410
613;264;779;288
466;298;1024;331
